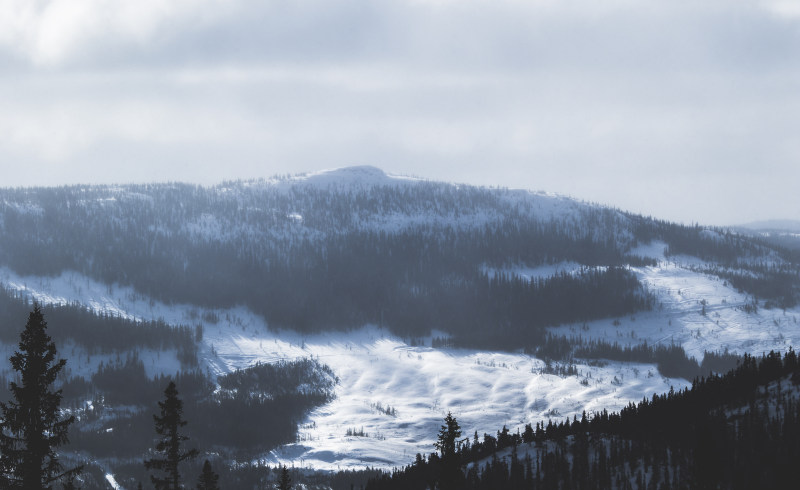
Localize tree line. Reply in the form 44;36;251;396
0;287;197;360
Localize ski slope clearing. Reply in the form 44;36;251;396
205;328;687;471
546;248;800;361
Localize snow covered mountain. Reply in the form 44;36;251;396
0;166;798;486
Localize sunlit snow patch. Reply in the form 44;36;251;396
201;326;690;471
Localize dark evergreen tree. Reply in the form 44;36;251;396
434;412;463;490
277;464;292;490
62;474;77;490
144;381;198;490
434;412;462;460
196;460;220;490
0;306;82;489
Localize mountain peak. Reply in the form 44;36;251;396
288;165;422;188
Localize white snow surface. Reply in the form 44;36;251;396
549;251;800;362
1;254;799;471
239;330;684;471
104;473;122;490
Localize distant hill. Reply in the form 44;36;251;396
0;166;797;350
738;219;800;233
736;220;800;251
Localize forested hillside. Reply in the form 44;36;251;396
1;167;796;351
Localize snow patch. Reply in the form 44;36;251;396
551;262;800;361
105;473;121;490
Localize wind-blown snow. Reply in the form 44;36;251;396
213;327;687;471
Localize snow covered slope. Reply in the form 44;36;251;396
0;267;686;471
2;259;798;471
545;245;800;361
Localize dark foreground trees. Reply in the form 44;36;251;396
145;381;198;489
434;412;463;490
0;305;82;489
277;465;292;490
196;460;220;490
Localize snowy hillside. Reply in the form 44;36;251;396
0;167;798;479
0;266;690;471
1;255;798;472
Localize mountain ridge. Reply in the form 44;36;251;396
0;166;796;340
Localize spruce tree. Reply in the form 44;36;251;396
277;464;292;490
0;305;82;489
145;381;198;489
62;474;77;490
434;412;462;460
196;460;220;490
434;412;463;490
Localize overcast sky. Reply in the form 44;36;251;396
1;0;799;225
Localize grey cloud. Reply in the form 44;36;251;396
4;1;798;72
0;0;799;225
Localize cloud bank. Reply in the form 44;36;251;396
1;0;798;225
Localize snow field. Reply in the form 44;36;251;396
545;251;800;361
204;326;687;471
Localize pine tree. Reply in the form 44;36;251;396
0;306;83;489
277;464;292;490
62;474;78;490
434;412;462;459
196;460;220;490
144;381;198;490
434;412;463;490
